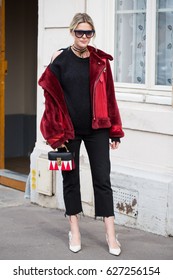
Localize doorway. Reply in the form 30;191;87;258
4;0;38;176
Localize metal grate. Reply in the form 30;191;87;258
113;186;138;218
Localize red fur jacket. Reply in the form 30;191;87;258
39;46;124;149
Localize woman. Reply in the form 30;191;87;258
39;13;124;256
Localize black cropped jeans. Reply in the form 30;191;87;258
62;129;114;217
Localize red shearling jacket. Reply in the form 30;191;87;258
39;46;124;149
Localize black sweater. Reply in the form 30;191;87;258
50;47;92;134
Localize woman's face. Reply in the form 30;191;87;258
71;22;94;49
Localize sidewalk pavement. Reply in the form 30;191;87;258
0;184;173;260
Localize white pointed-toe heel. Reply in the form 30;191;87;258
68;231;81;253
106;234;121;256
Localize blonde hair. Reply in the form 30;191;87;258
69;13;96;36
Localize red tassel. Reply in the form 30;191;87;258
66;161;71;170
49;161;54;170
54;162;59;170
61;161;65;170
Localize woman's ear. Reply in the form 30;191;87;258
70;30;75;39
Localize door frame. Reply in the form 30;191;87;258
0;0;7;169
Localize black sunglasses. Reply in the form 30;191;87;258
74;30;95;38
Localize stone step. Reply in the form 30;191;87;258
0;169;27;192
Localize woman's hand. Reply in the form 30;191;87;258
59;140;69;148
110;141;119;150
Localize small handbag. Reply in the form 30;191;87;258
48;146;75;171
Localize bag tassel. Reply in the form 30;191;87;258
48;160;74;171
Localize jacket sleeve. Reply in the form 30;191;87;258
39;66;75;149
40;90;65;149
106;60;124;138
